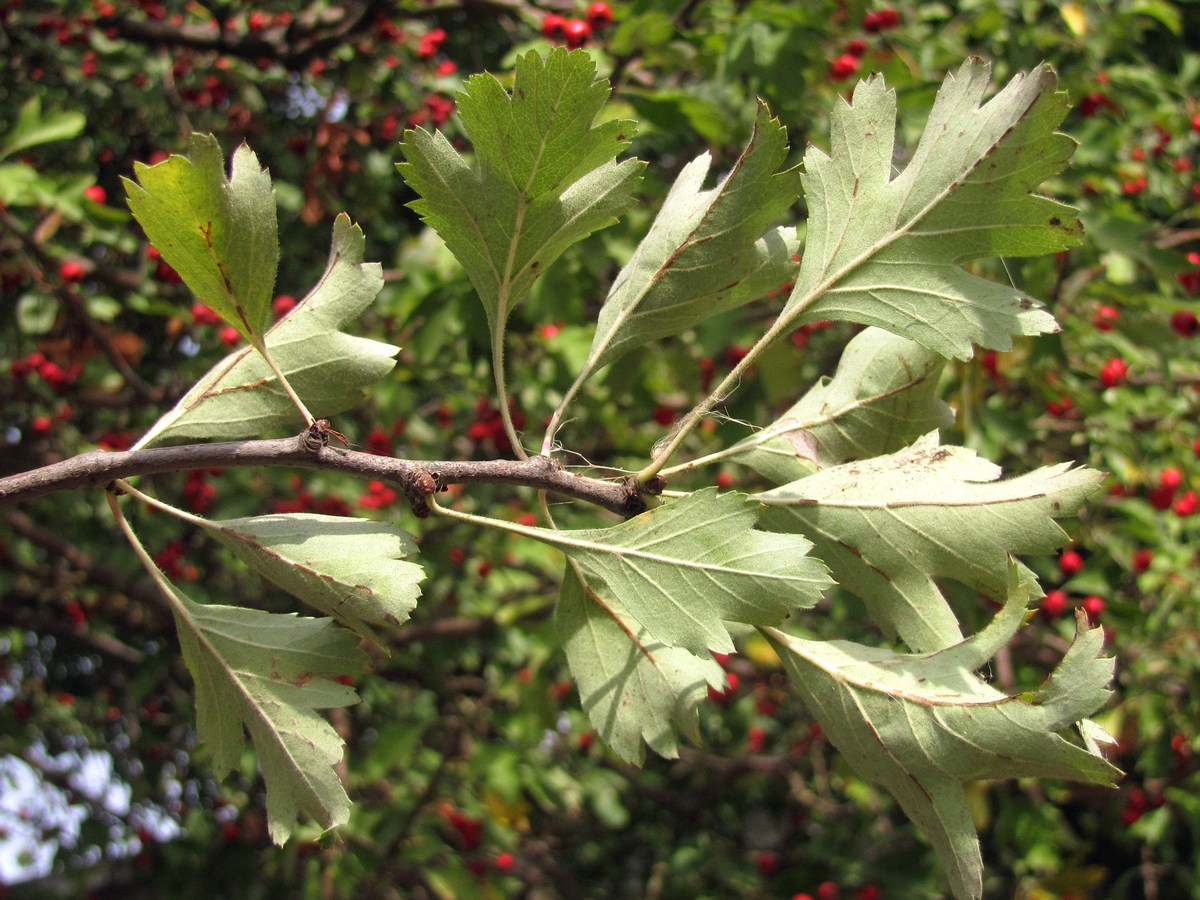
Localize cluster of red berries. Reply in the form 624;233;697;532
1039;588;1105;623
1040;549;1107;623
1098;356;1128;388
465;397;526;451
1148;466;1198;517
1120;784;1166;826
541;3;613;50
417;27;446;60
829;8;900;82
153;539;199;581
10;351;82;392
357;480;398;510
791;880;879;900
245;10;291;33
183;468;220;515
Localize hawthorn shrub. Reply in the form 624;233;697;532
2;3;1200;899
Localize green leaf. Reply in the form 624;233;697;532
397;48;644;337
0;97;86;162
124;133;279;343
785;60;1081;359
529;489;832;657
728;326;953;482
764;563;1119;900
583;102;801;374
557;565;724;764
169;587;367;844
135;214;396;447
201;514;425;645
759;432;1101;652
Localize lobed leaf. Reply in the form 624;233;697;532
397;48;644;338
583;101;801;375
202;513;425;645
764;562;1119;900
531;489;832;657
134;214;396;447
728;326;953;482
169;586;367;845
124;133;279;343
785;59;1082;359
759;432;1102;652
557;565;724;764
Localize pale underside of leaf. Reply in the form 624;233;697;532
764;563;1118;900
204;513;425;645
583;101;802;375
557;565;724;764
784;59;1083;359
170;589;367;845
728;326;953;482
135;213;396;448
759;432;1102;652
528;489;832;657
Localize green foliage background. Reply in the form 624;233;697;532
2;1;1199;897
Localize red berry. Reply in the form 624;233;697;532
1131;549;1153;573
1160;467;1184;491
748;725;767;753
494;851;514;871
1174;489;1199;517
1040;589;1069;619
1192;113;1200;134
541;13;567;41
1058;549;1084;577
586;2;613;31
83;184;107;204
863;8;900;32
1081;595;1106;621
1092;305;1119;331
846;38;867;57
1171;309;1199;337
562;18;591;49
829;53;860;82
218;325;242;346
1194;436;1200;459
1148;484;1176;510
30;415;54;436
59;260;86;283
715;471;734;490
1099;357;1127;388
272;294;297;318
755;851;779;875
817;882;841;900
857;885;882;900
652;404;676;426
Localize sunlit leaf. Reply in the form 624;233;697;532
134;214;395;447
398;48;644;340
124;133;278;343
785;59;1082;359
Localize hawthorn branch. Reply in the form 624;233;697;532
0;429;650;518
